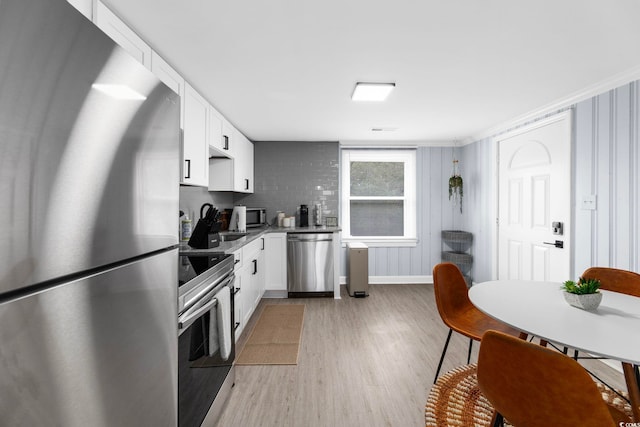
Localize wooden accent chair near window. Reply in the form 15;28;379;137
431;262;523;383
476;330;633;427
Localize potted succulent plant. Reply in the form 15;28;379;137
561;277;602;310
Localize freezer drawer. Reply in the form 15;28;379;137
0;249;178;427
287;233;334;294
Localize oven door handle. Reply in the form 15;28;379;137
181;272;235;313
178;292;218;331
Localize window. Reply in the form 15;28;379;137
341;149;417;246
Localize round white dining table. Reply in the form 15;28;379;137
469;280;640;420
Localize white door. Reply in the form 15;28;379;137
497;112;572;282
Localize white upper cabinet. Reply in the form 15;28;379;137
208;128;254;193
95;1;152;68
151;52;185;125
234;129;254;193
151;52;184;96
209;106;231;158
66;0;92;20
87;1;254;191
222;119;236;158
182;83;209;186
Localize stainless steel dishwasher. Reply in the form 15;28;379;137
287;232;334;296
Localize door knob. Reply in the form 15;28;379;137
543;240;564;249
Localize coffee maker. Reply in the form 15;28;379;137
299;204;309;227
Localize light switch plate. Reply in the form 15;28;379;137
581;194;597;210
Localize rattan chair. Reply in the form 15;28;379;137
476;330;633;427
425;362;632;427
425;363;504;426
431;262;522;383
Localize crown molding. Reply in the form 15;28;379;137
465;64;640;145
339;140;454;148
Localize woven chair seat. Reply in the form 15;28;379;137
425;364;633;427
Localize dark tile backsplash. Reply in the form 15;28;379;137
234;141;339;226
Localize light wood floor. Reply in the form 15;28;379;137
210;284;627;427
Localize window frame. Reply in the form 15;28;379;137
340;148;417;247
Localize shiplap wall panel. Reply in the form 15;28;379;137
460;138;494;282
428;148;445;274
613;87;632;268
574;99;594;275
398;247;411;275
633;83;640;273
596;93;612;266
465;80;640;282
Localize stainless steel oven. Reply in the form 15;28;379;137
178;254;235;427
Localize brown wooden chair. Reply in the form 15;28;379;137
580;267;640;421
476;330;633;427
582;266;640;297
431;262;522;383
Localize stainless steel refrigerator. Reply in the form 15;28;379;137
0;0;180;425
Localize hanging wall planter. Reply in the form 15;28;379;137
449;159;463;213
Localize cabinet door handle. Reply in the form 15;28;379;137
223;135;229;150
252;259;257;275
261;237;265;251
245;178;249;190
184;159;191;179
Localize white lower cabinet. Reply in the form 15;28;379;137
233;274;243;339
231;248;244;339
233;237;264;340
264;233;287;297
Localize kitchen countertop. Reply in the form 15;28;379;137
179;225;341;255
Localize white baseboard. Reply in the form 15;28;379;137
340;275;433;285
263;290;288;298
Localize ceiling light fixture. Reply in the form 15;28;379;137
351;82;395;102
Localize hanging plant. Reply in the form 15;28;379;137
449;159;463;213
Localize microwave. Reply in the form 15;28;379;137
246;207;267;228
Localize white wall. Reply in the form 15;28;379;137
462;81;640;281
573;82;640;274
458;137;496;282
